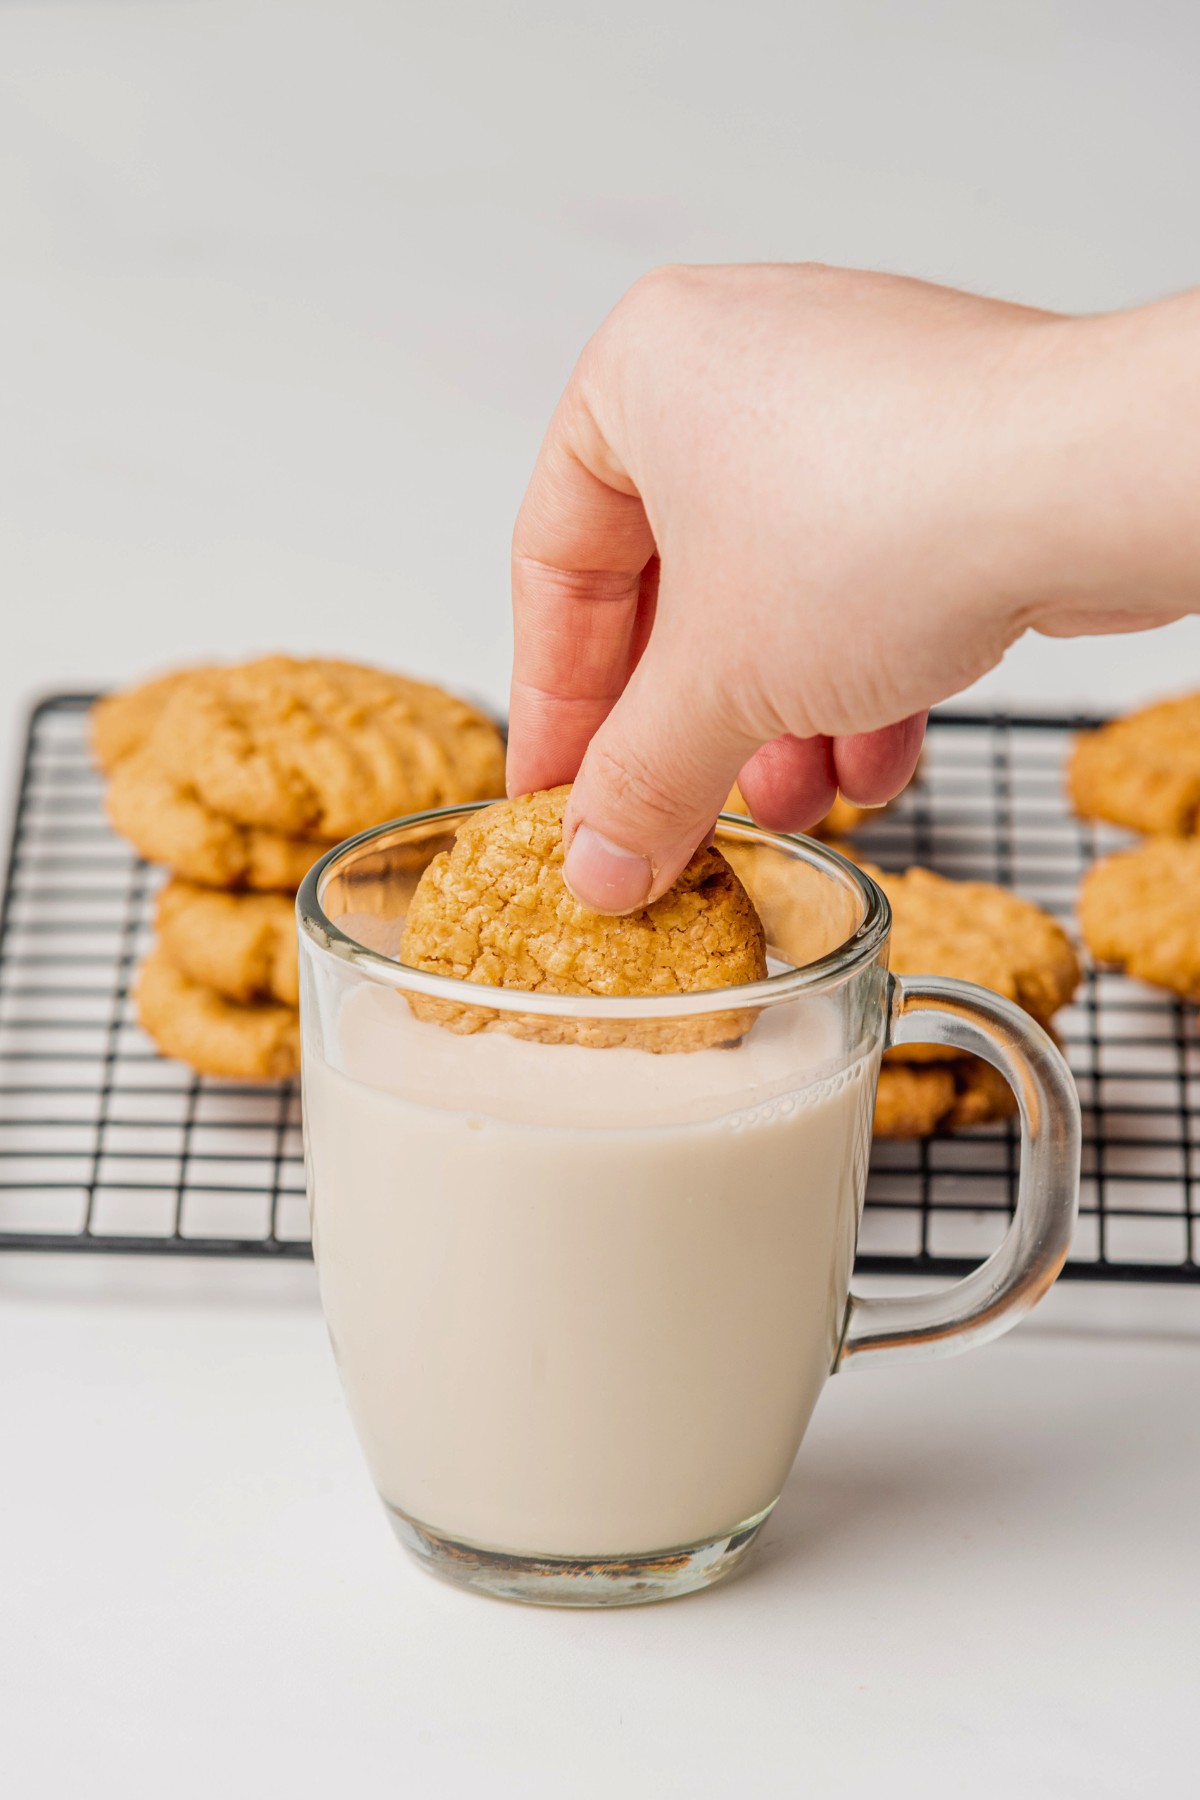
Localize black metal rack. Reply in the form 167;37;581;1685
0;694;1196;1282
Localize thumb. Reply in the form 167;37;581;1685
562;638;755;913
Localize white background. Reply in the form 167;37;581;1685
1;3;1198;1795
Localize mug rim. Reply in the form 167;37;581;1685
296;804;892;1019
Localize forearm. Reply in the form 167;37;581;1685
1005;292;1200;636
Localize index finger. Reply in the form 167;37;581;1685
507;385;657;797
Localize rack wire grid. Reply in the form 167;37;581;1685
0;693;1197;1281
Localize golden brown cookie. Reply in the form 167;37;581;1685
1069;693;1200;836
399;786;768;1050
859;862;1080;1061
136;946;299;1081
731;841;1079;1067
1078;838;1200;1002
106;755;333;891
139;657;506;839
156;879;298;1007
725;784;869;839
874;1056;1016;1138
91;668;209;774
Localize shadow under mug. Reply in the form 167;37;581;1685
297;808;1080;1607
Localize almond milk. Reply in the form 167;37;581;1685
303;982;877;1557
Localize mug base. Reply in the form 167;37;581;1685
384;1501;775;1608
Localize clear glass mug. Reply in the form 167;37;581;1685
297;808;1080;1607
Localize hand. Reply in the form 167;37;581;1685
508;264;1199;911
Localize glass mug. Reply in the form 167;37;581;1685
298;808;1079;1607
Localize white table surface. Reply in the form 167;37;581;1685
1;4;1199;1795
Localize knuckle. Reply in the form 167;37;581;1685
628;262;689;302
609;264;693;336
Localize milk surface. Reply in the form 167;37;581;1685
304;982;877;1556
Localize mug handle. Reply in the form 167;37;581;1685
836;973;1081;1372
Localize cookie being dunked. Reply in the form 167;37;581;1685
399;786;768;1051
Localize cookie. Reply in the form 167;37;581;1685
156;879;298;1007
870;861;1073;1133
1078;838;1200;1002
139;657;506;839
136;946;299;1081
728;843;1079;1061
859;862;1080;1061
91;667;209;774
874;1056;1016;1139
1069;693;1200;837
725;839;1074;1132
399;786;768;1050
725;784;869;839
107;754;333;891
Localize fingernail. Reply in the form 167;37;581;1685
564;824;653;914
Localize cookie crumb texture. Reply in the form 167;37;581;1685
1069;692;1200;836
400;787;768;1051
1079;839;1200;1002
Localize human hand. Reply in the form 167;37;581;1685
508;264;1199;911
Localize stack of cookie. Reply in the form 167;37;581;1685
92;657;507;1081
1070;693;1200;1005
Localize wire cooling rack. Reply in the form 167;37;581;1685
0;694;1197;1281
